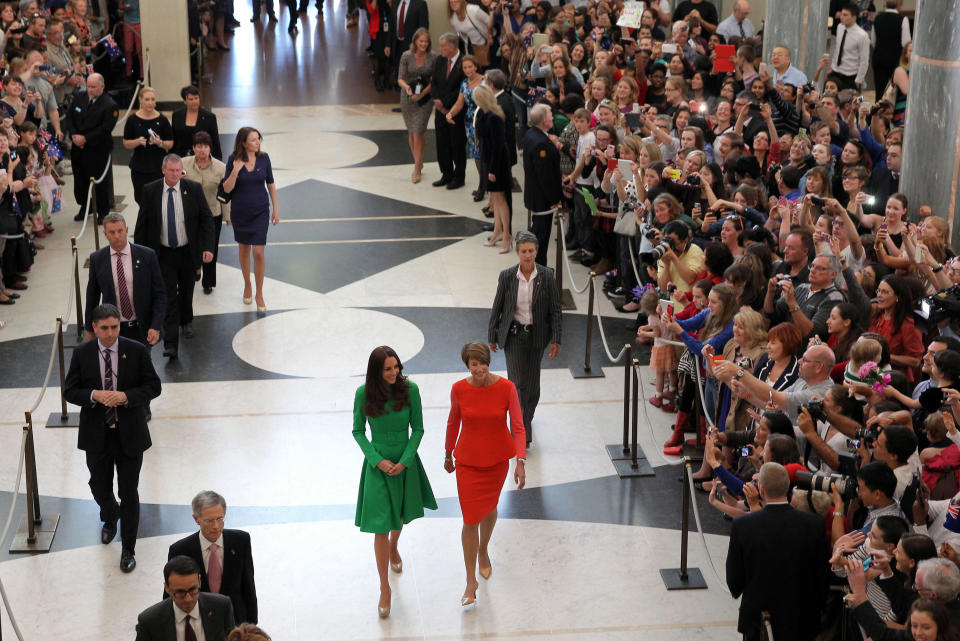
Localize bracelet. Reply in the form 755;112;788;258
933;264;944;273
833;512;844;518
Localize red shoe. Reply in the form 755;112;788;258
649;395;663;408
662;389;676;400
662;401;676;413
663;445;683;456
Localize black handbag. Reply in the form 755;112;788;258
216;181;232;204
0;207;16;235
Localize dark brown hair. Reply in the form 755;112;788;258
363;346;410;417
232;126;262;163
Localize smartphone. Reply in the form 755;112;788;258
666;168;682;180
864;195;877;206
711;354;724;365
862;555;874;571
661;43;677;55
607;157;618;171
662;301;674;319
624;112;643;130
880;221;888;232
740;446;751;457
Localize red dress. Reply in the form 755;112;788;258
445;378;526;524
868;314;925;382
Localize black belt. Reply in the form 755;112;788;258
120;320;139;328
510;321;533;332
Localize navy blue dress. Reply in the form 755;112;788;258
226;152;274;245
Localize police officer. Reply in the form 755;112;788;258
68;73;118;222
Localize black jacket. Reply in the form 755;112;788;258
488;263;562;350
170;107;223;159
496;90;517;166
66;92;118;155
84;243;166;333
134;178;216;271
520;127;561;213
432;55;465;113
167;530;258;624
390;0;428;49
64;336;161;458
726;503;831;641
135;593;234;641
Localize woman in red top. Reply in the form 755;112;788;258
868;275;925;382
445;341;526;607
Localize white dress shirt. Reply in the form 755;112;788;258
831;22;871;86
199;532;224;576
91;339;119;407
160;180;188;248
173;602;205;641
715;14;755;43
513;265;537;325
110;243;135;321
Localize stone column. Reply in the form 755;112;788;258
139;1;192;104
762;0;829;82
900;0;960;246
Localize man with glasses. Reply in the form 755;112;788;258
764;253;845;340
713;344;835;420
167;491;258;624
135;555;235;641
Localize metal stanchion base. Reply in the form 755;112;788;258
659;567;708;590
560;288;576;310
9;514;60;553
611;454;655;477
111;202;127;213
682;442;705;460
570;365;605;379
45;412;81;428
606;443;633;460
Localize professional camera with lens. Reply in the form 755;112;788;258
802;82;816;94
639;223;659;241
855;426;878;443
794;452;859;500
916;284;960;332
802;399;827;422
640;237;674;264
686;174;700;186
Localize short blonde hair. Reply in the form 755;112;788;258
461;341;491;366
850;337;883;369
733;309;767;348
226;624;271;641
139;85;157;99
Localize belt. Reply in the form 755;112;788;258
510;321;533;332
120;320;139;328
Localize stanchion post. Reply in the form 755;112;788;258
621;344;631;454
47;316;81;428
71;241;83;343
90;178;101;250
554;213;575;310
570;274;604;379
10;412;60;552
659;457;707;589
630;358;639;468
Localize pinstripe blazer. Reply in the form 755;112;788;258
488;264;562;351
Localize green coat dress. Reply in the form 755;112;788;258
353;380;438;533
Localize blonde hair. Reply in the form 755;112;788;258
461;341;491;366
408;27;431;53
472;85;505;119
640;140;662;162
139;85;157;99
925;413;947;442
850;337;882;370
639;289;660;316
734;309;767;348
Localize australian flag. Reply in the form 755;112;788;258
38;129;63;160
97;35;121;61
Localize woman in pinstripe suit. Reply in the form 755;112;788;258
487;231;563;446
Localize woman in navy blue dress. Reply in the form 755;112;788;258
221;127;279;312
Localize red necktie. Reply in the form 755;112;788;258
208;542;222;593
397;1;406;40
115;252;134;320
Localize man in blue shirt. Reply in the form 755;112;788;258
770;45;808;87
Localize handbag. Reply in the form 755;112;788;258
462;8;490;68
216;181;232;204
613;202;636;237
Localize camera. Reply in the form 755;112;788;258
810;195;826;208
794;471;858;500
640;237;674;264
740;446;752;457
686;174;700;186
639;223;659;241
802;399;827;422
802;82;816;94
854;426;878;443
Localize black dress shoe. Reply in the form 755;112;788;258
446;179;465;190
74;211;85;221
163;344;178;359
203;287;213;295
120;550;136;573
432;177;451;187
182;323;195;339
472;189;485;202
481;223;494;232
101;520;117;544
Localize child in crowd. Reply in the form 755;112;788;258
637;289;678;411
843;337;885;400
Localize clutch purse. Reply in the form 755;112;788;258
216;181;232;204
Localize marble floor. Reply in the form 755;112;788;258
0;4;741;639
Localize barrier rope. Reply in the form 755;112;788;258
26;250;77;415
0;430;29;641
593;294;629;362
684;463;732;595
626;235;642;285
73;152;112;242
555;215;592;294
633;369;683;467
118;51;151;125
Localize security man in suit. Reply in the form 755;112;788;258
133;153;215;359
520;104;562;267
486;68;518;233
431;33;467;190
488;230;562;446
726;462;830;641
67;73;117;222
385;0;429;82
166;491;258;624
136;555;235;641
64;304;162;572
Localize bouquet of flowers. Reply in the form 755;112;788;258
858;361;892;394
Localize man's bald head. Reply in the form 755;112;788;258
87;73;104;97
733;0;750;20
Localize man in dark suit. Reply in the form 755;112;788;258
486;68;518;233
726;462;830;641
520;104;562;267
866;142;901;214
386;0;428;81
66;73;118;222
166;491;258;624
64;304;161;572
488;231;562;446
432;33;467;190
133;154;215;359
136;555;235;641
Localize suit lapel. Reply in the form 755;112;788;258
198;594;216;639
162;600;177;639
531;270;544;312
191;533;210;588
99;249;117;302
220;530;236;588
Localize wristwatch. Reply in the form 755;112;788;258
790;305;800;312
736;368;745;380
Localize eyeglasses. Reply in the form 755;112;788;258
799;357;827;366
169;586;200;599
841;174;860;180
809;264;832;272
200;516;225;526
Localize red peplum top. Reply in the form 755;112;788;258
445;377;526;467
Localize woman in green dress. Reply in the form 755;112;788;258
353;345;437;618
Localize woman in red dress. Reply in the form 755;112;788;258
868;274;924;382
445;341;526;607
